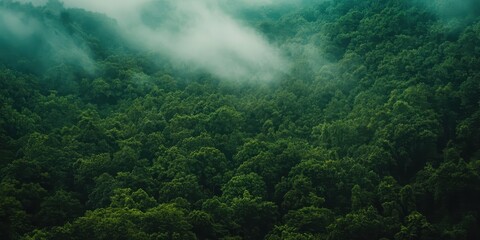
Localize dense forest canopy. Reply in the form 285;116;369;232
1;0;480;239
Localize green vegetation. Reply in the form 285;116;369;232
1;0;480;239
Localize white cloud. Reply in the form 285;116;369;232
0;8;39;38
60;0;289;81
7;0;290;80
0;4;95;72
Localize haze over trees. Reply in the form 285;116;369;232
1;0;480;239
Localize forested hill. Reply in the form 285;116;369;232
1;0;480;239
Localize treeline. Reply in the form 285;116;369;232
1;0;480;239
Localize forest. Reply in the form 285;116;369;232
1;0;480;239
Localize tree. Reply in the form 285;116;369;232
328;207;386;240
222;173;267;200
190;147;228;194
158;175;204;203
188;210;216;239
284;206;334;234
394;211;437;240
266;225;316;240
0;181;30;240
36;190;83;227
141;204;195;239
231;191;278;240
110;188;156;211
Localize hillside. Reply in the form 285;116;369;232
1;0;480;239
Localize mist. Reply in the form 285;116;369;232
0;2;95;73
415;0;480;30
424;0;480;18
57;0;290;81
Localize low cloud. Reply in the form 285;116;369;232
417;0;480;22
0;2;95;73
59;0;289;81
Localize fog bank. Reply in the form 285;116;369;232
60;0;289;81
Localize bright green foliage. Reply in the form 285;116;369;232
222;173;267;200
110;188;157;211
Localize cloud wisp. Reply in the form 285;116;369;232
59;0;289;81
0;3;95;73
415;0;480;23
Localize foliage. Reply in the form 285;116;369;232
1;0;480;239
